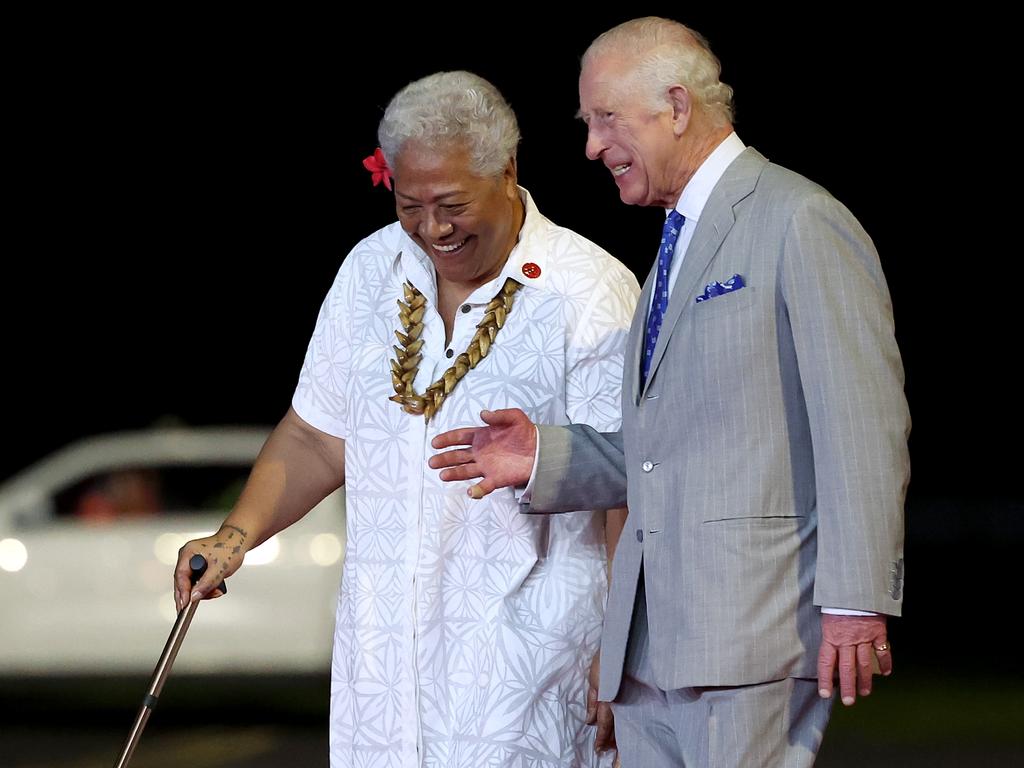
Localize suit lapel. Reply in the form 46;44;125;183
640;148;768;396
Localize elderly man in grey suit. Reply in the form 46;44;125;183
431;17;910;767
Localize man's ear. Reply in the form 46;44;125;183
668;85;691;137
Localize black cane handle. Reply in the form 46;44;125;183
189;553;227;595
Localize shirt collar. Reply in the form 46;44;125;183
499;186;548;291
671;132;746;221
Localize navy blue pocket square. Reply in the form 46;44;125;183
696;274;745;303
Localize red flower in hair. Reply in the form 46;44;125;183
362;147;393;191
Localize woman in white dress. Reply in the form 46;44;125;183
175;70;639;768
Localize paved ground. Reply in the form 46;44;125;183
7;725;327;768
4;671;1022;767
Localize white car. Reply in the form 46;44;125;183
0;427;346;676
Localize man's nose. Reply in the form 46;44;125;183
585;126;606;161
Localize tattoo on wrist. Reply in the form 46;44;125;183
222;524;248;540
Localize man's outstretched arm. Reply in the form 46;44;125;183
429;408;537;498
430;408;627;512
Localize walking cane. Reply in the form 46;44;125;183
113;554;226;768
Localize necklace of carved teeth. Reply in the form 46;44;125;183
389;277;521;422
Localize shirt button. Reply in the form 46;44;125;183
636;529;644;543
445;349;454;358
642;460;654;472
461;304;471;314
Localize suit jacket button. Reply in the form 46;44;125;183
642;460;654;472
636;529;644;542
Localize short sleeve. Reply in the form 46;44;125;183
564;260;640;432
291;255;357;439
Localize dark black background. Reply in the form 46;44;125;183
7;10;1018;673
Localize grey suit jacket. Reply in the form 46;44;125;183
527;148;910;699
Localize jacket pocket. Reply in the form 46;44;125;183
701;513;805;524
691;286;756;321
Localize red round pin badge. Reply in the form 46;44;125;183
522;263;541;279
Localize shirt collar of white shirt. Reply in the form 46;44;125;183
499;186;548;291
671;131;746;221
649;132;746;309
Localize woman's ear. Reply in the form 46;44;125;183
504;157;518;196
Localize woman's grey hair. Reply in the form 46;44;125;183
582;17;734;127
378;70;520;179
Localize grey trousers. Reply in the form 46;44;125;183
611;582;832;767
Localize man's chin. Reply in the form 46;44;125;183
614;178;644;206
617;189;644;206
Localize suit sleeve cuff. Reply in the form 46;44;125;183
513;426;541;503
822;607;878;616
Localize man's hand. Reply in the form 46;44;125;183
817;613;892;706
587;653;616;755
429;409;537;499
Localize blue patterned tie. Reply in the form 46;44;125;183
641;209;685;386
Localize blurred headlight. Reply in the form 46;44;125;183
245;535;280;566
0;538;28;572
310;533;342;566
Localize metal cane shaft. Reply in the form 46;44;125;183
114;599;200;767
148;599;201;700
114;554;223;768
113;701;152;768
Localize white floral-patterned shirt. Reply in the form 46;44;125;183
293;189;639;768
